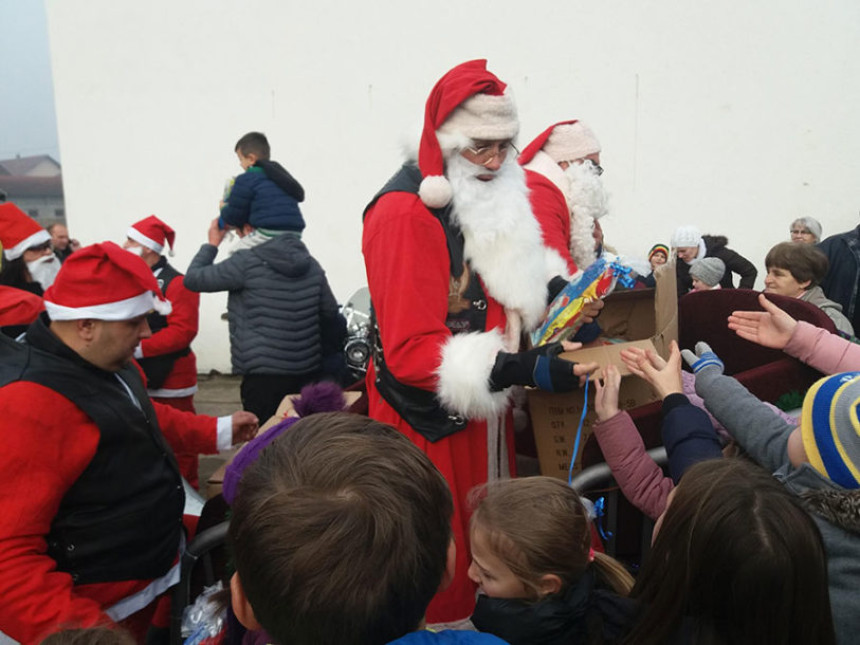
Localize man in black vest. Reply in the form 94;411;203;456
0;242;258;643
124;215;203;486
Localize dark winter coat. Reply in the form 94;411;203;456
818;225;860;334
219;159;306;232
676;235;757;296
184;234;342;375
471;570;636;645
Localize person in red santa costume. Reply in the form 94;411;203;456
123;215;203;487
0;202;63;296
362;60;599;625
518;120;608;277
0;239;44;338
0;242;258;644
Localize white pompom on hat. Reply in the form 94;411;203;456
671;225;703;248
44;241;171;321
417;59;518;208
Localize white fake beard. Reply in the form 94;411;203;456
125;245;145;257
445;153;549;330
564;162;608;270
27;254;60;289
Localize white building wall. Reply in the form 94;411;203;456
45;0;860;372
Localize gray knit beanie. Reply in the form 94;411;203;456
689;257;726;287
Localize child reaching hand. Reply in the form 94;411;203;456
683;341;860;645
467;477;634;645
590;341;723;519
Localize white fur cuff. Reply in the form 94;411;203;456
544;248;571;281
437;330;510;420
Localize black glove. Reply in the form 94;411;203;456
547;275;568;304
490;342;581;392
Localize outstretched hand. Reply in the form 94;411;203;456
231;411;259;444
594;364;622;421
620;340;684;399
727;293;797;349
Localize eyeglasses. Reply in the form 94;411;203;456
464;141;518;166
562;159;604;176
790;229;812;236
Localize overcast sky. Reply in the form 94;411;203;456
0;0;60;161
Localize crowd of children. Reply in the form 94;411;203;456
208;293;855;645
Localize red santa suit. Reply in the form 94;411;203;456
127;217;202;485
137;262;199;404
519;120;606;277
0;381;221;644
525;167;577;276
0;243;232;644
362;60;556;624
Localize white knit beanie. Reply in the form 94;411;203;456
671;225;703;248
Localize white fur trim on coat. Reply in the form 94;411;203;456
524;150;570;200
436;329;510;420
544;248;571;281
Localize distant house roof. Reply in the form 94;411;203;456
0;155;62;177
0;175;64;198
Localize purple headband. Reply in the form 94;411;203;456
221;381;347;504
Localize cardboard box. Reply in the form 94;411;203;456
528;263;678;481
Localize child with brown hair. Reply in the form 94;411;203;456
623;458;836;645
681;340;860;644
228;411;507;645
467;476;634;645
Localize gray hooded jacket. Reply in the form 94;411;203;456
184;234;339;375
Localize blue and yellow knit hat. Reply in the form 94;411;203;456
801;372;860;489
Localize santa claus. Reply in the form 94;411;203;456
519;120;609;277
362;61;598;623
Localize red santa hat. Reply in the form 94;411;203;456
0;202;51;261
518;120;601;166
127;215;175;256
0;286;44;327
418;59;518;208
44;241;171;321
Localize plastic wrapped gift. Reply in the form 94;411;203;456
531;257;636;347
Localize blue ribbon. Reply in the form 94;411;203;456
567;374;590;485
593;496;614;541
609;259;637;289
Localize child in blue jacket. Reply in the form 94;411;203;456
219;131;306;234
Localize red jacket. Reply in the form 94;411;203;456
138;272;199;396
525;168;577;276
0;382;218;644
363;189;517;623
